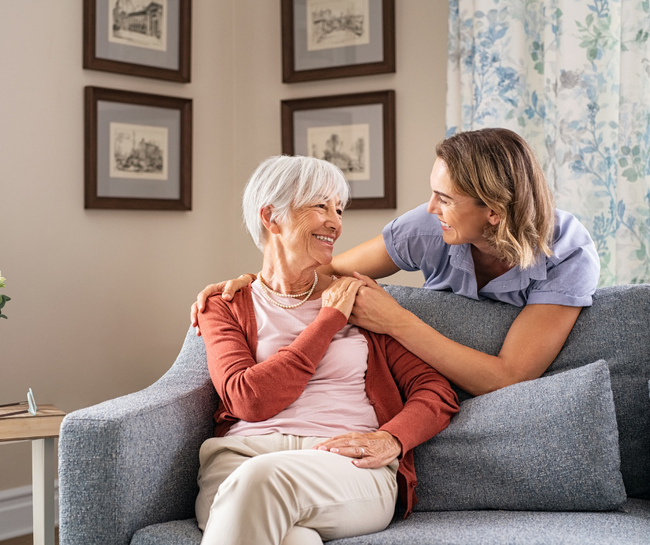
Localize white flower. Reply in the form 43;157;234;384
0;272;5;288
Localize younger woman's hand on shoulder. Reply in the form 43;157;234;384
190;274;256;336
321;276;366;320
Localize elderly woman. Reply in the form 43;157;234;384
195;155;459;545
193;128;600;397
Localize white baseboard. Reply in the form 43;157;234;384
0;481;59;541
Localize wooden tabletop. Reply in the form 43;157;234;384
0;404;66;442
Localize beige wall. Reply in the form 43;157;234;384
0;1;448;492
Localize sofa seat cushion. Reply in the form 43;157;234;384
131;518;203;545
413;360;626;511
331;499;650;545
130;499;650;545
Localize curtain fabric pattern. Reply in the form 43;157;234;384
447;0;650;285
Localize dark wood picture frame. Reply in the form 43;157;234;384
85;86;192;210
282;0;395;83
282;90;396;209
83;0;191;83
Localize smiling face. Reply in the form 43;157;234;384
274;194;343;269
426;158;500;249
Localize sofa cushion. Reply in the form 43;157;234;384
412;360;626;511
129;499;650;545
130;519;202;545
330;499;650;545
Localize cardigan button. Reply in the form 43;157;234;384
369;399;375;405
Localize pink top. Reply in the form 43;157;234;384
227;280;379;437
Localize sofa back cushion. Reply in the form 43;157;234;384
412;360;626;511
385;284;650;499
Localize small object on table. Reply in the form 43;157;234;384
28;387;38;416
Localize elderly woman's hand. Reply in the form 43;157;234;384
313;431;402;469
321;276;366;320
191;275;256;336
347;272;406;335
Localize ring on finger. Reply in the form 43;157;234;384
360;447;365;457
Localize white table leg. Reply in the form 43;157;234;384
32;438;55;545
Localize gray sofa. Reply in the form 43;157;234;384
58;284;650;544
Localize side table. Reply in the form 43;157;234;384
0;404;66;545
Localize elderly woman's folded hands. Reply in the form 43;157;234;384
313;430;402;469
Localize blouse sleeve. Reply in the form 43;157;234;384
382;203;447;273
527;211;600;307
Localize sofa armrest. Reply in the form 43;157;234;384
59;327;217;545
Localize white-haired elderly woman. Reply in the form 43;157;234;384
195;155;459;545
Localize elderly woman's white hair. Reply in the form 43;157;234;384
243;155;350;251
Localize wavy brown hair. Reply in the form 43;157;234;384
435;128;555;268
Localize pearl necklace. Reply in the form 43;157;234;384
258;271;318;309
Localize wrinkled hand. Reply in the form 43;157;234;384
348;272;405;335
313;431;402;469
321;276;366;320
190;275;255;336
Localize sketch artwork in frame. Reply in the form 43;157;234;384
282;0;395;83
282;91;395;209
83;0;191;82
85;86;192;210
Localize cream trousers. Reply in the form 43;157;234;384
195;433;399;545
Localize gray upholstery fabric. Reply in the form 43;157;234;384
412;360;626;511
330;499;650;545
58;328;217;545
384;283;650;499
128;499;650;545
130;519;203;545
59;284;650;545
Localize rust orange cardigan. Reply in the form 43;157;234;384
198;286;459;517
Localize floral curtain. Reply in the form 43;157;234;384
447;0;650;285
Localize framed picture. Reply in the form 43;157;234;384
282;90;396;209
83;0;191;83
85;86;192;210
282;0;395;83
